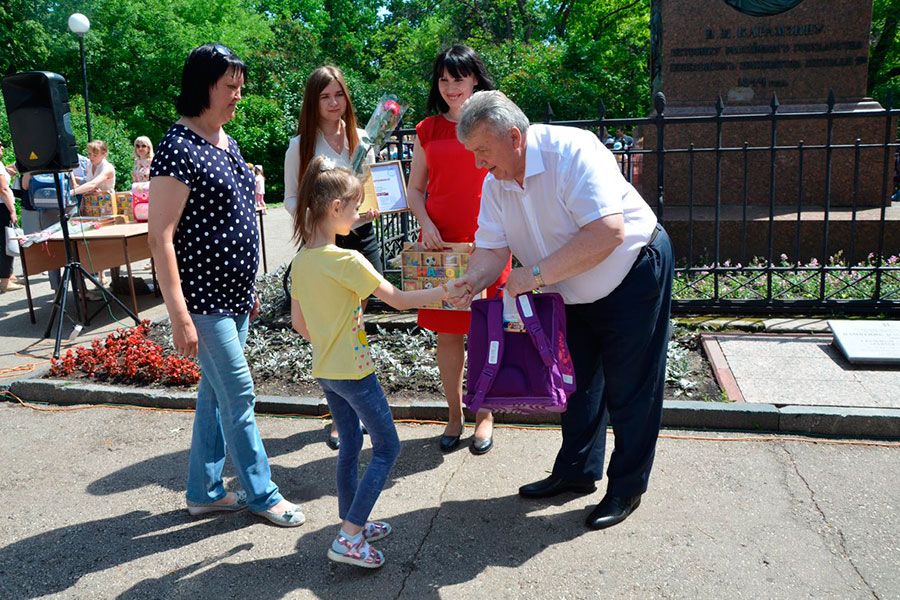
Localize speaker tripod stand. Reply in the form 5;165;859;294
42;171;139;359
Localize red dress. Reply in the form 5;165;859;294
416;115;511;335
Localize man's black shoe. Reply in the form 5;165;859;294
585;494;642;530
518;475;597;499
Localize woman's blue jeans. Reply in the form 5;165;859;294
187;312;282;512
317;374;400;527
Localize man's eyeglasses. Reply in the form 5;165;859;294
135;143;148;148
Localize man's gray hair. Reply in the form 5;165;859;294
457;90;530;143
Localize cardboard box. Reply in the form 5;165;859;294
399;242;482;310
114;192;133;222
79;192;117;218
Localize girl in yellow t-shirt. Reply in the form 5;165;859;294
289;155;459;569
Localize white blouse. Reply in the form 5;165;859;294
282;127;374;215
86;158;116;193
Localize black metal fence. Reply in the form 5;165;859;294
375;91;899;316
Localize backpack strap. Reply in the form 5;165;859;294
519;292;572;400
468;300;505;414
516;293;554;367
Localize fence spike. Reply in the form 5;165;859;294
770;93;780;113
715;95;725;116
654;92;666;115
597;99;606;121
544;102;555;123
886;91;894;111
827;89;836;112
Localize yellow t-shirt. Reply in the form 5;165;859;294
290;245;386;380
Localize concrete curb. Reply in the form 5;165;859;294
6;378;899;439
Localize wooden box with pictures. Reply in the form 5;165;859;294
400;242;482;310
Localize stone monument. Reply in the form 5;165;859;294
642;0;897;260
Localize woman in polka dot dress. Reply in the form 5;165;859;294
289;156;460;569
149;44;303;528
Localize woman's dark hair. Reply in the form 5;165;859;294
175;43;246;117
426;44;495;114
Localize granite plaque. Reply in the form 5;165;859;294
828;320;900;365
651;0;873;106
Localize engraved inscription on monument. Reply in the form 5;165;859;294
651;0;872;106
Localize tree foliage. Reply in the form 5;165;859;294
0;0;895;197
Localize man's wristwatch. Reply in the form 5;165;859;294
532;264;545;288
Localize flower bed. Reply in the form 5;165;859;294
46;268;721;401
50;321;200;387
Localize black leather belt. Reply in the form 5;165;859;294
647;223;661;247
632;223;662;269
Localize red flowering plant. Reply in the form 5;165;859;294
50;320;200;387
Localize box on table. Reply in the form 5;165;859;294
114;191;133;222
79;192;117;217
399;242;482;310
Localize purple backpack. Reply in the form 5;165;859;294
464;292;576;414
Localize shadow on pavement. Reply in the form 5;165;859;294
87;428;448;505
0;509;255;598
115;495;589;600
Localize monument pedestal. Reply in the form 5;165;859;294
639;100;896;209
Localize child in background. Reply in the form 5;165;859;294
289;156;459;569
253;164;266;213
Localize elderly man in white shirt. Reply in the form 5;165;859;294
449;91;674;531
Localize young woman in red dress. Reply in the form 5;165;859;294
407;45;511;455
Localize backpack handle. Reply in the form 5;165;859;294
516;293;554;367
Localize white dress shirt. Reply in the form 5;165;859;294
282;127;374;215
475;124;657;304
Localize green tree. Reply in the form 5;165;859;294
869;0;900;104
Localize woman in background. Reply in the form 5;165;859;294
283;65;379;451
132;136;153;183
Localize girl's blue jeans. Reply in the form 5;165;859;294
186;312;282;512
317;374;400;527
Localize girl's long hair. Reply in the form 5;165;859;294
297;66;360;189
292;155;363;247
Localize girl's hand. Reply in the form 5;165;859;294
361;208;379;224
250;296;261;321
442;279;470;302
172;319;199;358
420;220;444;250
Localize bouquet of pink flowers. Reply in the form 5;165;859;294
350;94;408;174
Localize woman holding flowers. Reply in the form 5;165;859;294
284;65;379;450
406;45;511;455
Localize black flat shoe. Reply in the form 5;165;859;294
585;494;642;530
326;435;340;451
439;434;461;453
470;436;493;455
518;475;597;499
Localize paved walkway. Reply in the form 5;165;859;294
1;403;898;599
